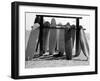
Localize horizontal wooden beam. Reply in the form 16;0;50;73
43;27;86;30
36;15;82;19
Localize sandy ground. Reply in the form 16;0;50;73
25;52;89;68
25;60;89;68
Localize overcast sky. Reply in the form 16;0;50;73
26;13;90;33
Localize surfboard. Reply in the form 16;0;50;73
71;25;76;48
49;18;57;55
25;24;40;61
64;23;73;60
55;23;61;52
79;26;89;59
58;26;65;55
73;26;81;57
53;23;65;57
42;21;50;53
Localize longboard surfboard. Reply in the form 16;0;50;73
42;21;50;53
25;24;40;61
71;25;76;49
56;23;60;52
79;26;89;58
58;25;65;55
49;18;57;55
73;26;81;57
64;23;73;60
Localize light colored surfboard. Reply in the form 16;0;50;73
79;26;89;58
49;18;57;55
71;25;76;48
73;26;89;59
58;25;65;54
25;24;40;61
64;23;73;60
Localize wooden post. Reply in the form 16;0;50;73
39;16;44;56
75;18;81;57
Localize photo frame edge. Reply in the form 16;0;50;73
11;1;98;79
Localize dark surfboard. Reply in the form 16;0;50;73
42;21;50;53
64;23;73;60
73;26;81;57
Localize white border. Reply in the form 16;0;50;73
19;5;95;76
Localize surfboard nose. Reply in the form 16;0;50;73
44;21;50;27
71;24;76;29
65;22;71;29
51;18;56;27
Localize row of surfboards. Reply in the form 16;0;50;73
25;17;89;61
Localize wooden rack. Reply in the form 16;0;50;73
36;15;83;60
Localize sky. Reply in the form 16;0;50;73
25;13;90;33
